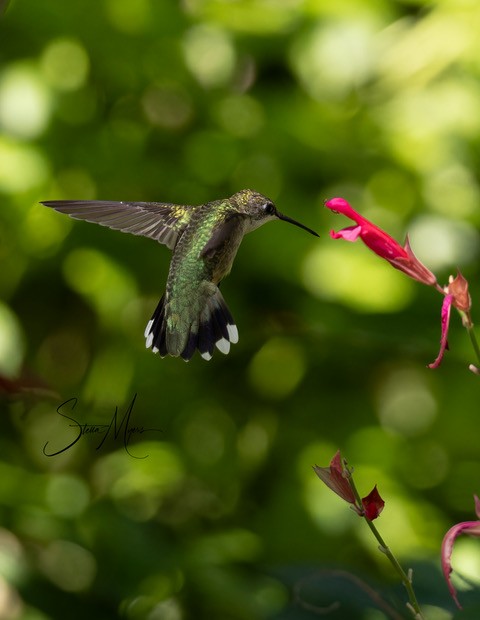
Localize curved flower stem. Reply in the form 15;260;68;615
456;310;480;371
347;466;424;619
466;324;480;368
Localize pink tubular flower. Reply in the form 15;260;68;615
325;198;476;370
325;197;437;287
442;495;480;609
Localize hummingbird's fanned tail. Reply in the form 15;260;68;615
145;289;238;361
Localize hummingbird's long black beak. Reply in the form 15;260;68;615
277;212;319;237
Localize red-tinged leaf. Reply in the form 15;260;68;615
313;450;356;506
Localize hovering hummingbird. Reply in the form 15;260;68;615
42;189;318;361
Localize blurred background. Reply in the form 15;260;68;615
1;0;480;618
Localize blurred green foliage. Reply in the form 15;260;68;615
2;0;480;618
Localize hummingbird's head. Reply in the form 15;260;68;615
230;189;319;237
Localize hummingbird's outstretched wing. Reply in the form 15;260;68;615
41;200;195;250
145;288;239;361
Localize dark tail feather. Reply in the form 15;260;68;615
144;289;238;361
192;289;238;361
180;331;198;362
144;294;168;357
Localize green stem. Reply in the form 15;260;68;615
347;468;424;619
363;517;423;619
466;323;480;369
457;310;480;371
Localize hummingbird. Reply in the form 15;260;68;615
42;189;318;361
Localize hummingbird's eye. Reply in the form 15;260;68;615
263;202;275;215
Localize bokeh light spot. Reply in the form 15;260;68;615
186;0;303;35
40;38;90;91
302;244;413;312
399;441;449;490
182;24;235;88
104;0;151;34
408;214;479;271
378;81;480;174
237;411;276;469
122;595;183;620
54;167;97;199
248;338;305;400
0;576;22;619
0;65;51;139
21;203;72;257
0;302;24;377
423;163;480;219
0;529;25;583
375;367;437;436
0;138;49;193
215;95;264;138
147;598;183;620
63;247;137;321
191;528;261;564
447;536;480;597
182;405;234;465
93;443;184;520
83;346;134;406
46;474;90;518
142;85;193;130
290;20;375;101
39;540;96;592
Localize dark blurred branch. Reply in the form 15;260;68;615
294;569;405;620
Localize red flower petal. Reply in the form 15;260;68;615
441;520;480;609
329;225;362;242
441;495;480;609
428;294;453;369
361;485;385;520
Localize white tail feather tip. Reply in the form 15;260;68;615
144;319;153;338
227;324;239;343
215;337;230;354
